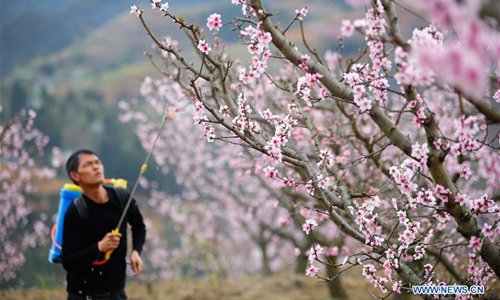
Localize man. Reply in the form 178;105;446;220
62;149;146;300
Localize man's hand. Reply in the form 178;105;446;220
130;250;143;276
98;231;122;253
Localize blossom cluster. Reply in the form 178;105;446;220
1;107;53;281
232;93;260;134
264;115;297;162
295;72;324;106
238;24;272;83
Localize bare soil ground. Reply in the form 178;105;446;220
3;270;498;299
0;271;390;300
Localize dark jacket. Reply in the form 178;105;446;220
62;186;145;295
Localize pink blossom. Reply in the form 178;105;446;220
411;142;429;171
452;115;482;155
411;142;429;162
207;13;222;31
325;247;339;257
302;218;318;235
434;185;451;203
278;217;289;227
354;97;372;113
494;90;500;103
314;244;324;256
423;263;434;281
263;166;278;179
306;244;325;263
240;25;272;57
392;281;402;293
383;255;398;276
433;138;442;149
482;224;493;238
343;71;362;85
413;37;488;99
461;165;472;180
295;7;308;21
203;124;215;142
413;107;427;127
416;189;436;207
197;39;211;54
353;18;367;29
299;54;310;72
249;121;261;134
413;245;426;260
362;263;388;293
130;5;141;17
396;210;408;224
51;147;64;168
316;174;333;190
151;0;161;9
324;50;340;71
469;236;482;252
282;177;296;188
341;20;354;37
398;220;420;248
423;230;434;244
219;105;231;118
299;207;310;218
433;211;451;224
305;264;319;277
470;194;494;214
160;3;169;12
365;7;386;37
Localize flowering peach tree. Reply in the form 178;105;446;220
127;0;499;297
0;106;55;282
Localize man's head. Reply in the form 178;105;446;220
66;149;105;186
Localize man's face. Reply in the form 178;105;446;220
70;153;105;186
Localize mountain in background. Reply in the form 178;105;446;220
0;0;71;26
0;0;222;79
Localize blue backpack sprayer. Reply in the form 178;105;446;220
48;179;127;264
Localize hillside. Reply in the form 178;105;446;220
0;0;224;79
0;0;138;78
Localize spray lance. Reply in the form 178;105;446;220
95;108;176;265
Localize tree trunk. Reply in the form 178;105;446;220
258;239;273;276
392;292;413;300
295;247;308;274
325;257;347;299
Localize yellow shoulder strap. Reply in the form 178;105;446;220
62;179;127;192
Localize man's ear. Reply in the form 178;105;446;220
69;171;80;184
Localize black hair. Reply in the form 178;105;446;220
66;149;98;185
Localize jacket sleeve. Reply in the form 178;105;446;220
127;199;146;254
62;204;101;271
